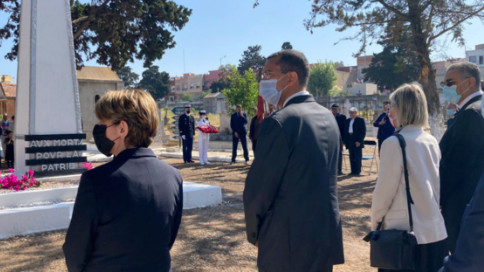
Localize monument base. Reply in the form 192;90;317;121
0;181;222;239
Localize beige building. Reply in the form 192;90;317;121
171;73;204;100
77;66;124;140
0;82;16;118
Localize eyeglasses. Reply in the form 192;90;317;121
440;77;469;87
261;70;285;80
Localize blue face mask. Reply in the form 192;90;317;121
259;76;288;106
446;109;455;116
442;86;461;104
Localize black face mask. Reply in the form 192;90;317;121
186;110;191;114
93;124;119;157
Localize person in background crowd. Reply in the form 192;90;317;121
10;115;14;133
197;110;210;165
440;98;484;272
230;105;249;165
345;107;366;176
440;62;484;253
179;105;195;163
244;50;344;272
371;84;447;272
331;104;346;175
373;101;395;155
1;114;10;161
249;107;261;154
4;130;13;168
63;90;183;272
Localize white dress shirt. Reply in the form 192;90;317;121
458;90;483;109
371;125;447;244
348;118;355;134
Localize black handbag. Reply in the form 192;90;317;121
363;133;418;270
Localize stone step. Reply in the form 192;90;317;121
0;181;222;240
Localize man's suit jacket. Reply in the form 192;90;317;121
334;113;347;142
63;148;183;272
178;114;195;138
230;112;248;135
345;117;366;149
440;171;484;272
243;95;344;272
440;95;484;251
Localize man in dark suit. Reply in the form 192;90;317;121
345;107;366;176
331;104;346;175
439;62;484;253
244;50;344;272
230;105;249;164
440;171;484;272
372;101;394;155
178;105;195;163
249;107;261;154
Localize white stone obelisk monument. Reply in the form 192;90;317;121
15;0;85;177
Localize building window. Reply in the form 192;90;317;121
196;85;200;89
177;86;180;91
469;56;477;63
480;56;484;65
95;95;100;103
183;84;187;90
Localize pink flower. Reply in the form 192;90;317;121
8;168;14;173
28;170;34;177
82;162;93;170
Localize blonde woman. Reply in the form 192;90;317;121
371;83;447;272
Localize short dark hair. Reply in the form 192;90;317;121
267;50;309;87
331;104;339;108
448;62;481;89
383;101;390;105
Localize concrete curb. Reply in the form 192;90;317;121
0;181;222;240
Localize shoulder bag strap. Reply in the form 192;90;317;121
394;133;415;232
376;133;415;232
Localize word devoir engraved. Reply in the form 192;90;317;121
25;134;87;177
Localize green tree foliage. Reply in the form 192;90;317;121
237;45;266;74
116;66;139;89
0;0;192;70
301;0;484;116
223;67;259;114
363;39;420;92
332;61;344;69
209;80;230;93
308;62;337;97
137;66;170;100
281;41;293;50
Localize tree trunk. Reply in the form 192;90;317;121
408;0;445;140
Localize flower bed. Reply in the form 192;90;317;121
0;169;41;191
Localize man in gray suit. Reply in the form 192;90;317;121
243;50;344;272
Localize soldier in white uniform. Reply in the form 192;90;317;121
197;110;210;165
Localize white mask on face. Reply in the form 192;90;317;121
259;75;289;106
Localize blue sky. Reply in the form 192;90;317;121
1;0;483;83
